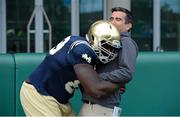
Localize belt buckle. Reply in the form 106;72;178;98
88;101;93;105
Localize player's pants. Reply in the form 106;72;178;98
79;103;114;116
20;81;75;116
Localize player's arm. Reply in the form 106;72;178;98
74;64;119;98
69;39;119;98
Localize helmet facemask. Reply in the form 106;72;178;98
92;37;120;64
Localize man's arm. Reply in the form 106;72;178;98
99;37;138;84
74;64;119;98
97;37;138;94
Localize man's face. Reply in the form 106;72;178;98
110;11;131;33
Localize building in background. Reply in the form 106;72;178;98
0;0;180;53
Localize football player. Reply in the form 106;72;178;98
20;20;121;116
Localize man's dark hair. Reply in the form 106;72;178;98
111;7;134;25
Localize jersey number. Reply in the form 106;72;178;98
49;36;70;55
65;80;80;94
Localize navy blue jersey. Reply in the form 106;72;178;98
28;36;97;104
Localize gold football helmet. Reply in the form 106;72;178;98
86;20;121;64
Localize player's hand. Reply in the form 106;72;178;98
119;84;126;94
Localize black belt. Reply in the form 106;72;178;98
25;80;32;85
83;100;95;104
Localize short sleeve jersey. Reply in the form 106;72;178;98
28;36;97;104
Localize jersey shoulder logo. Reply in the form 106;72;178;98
82;53;92;63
